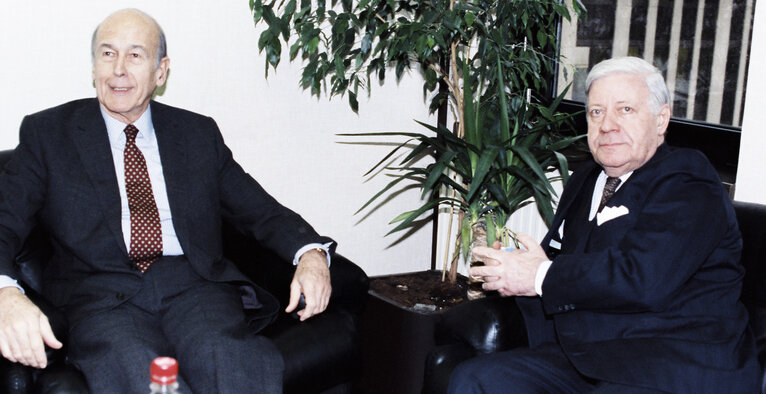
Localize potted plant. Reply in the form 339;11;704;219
251;0;584;283
250;1;585;391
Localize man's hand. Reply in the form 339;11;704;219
470;234;548;297
0;287;62;368
286;249;331;321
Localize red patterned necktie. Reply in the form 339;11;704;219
124;124;163;272
598;176;622;212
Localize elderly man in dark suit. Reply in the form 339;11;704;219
449;57;759;393
0;8;332;393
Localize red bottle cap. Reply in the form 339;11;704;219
151;357;178;385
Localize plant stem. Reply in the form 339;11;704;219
441;191;456;282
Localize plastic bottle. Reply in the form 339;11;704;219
150;357;180;393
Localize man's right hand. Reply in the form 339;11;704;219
0;287;62;368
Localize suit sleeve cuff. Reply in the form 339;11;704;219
535;260;552;296
0;275;24;294
293;242;334;267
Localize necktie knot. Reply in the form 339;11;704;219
599;176;622;211
124;124;139;142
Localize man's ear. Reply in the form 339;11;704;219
656;103;671;137
154;57;170;87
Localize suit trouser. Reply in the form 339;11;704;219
447;342;666;394
67;256;284;394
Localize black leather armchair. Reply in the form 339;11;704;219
423;200;766;394
0;149;369;394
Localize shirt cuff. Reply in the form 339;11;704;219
293;242;333;267
534;260;553;296
0;275;24;294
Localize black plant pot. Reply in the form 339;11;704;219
359;270;471;394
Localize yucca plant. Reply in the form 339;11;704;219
251;0;586;283
345;59;583;283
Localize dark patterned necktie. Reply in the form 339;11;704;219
124;124;163;272
598;176;622;212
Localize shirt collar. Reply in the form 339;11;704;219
100;105;155;147
597;170;632;191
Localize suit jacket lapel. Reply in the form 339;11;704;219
543;161;600;256
150;101;192;255
70;99;128;256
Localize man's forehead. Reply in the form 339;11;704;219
95;11;159;44
588;74;648;102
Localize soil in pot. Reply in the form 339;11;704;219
368;270;471;312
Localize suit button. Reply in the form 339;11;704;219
116;293;126;301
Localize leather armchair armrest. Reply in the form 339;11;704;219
434;296;527;354
423;296;528;394
267;308;360;394
222;223;369;314
423;343;476;394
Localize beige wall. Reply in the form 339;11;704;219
0;1;435;276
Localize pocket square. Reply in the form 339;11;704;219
597;205;629;226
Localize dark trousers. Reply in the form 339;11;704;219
67;256;284;393
447;342;666;394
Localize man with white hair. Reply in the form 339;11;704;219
449;57;759;393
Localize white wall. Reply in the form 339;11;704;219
0;1;435;276
735;0;766;204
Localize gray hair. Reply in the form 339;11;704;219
585;56;670;115
90;9;167;69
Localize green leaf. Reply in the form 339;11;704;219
547;134;586;151
252;1;264;22
348;91;359;113
533;188;555;226
388;198;445;234
422;151;457;198
486;215;497;246
307;36;319;54
495;55;511;158
553;151;570;185
510;145;553;193
424;67;437;90
289;42;300;60
537;30;547;48
466;147;500;202
284;0;296;18
461;60;479;170
464;12;476;27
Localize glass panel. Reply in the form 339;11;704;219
558;0;756;127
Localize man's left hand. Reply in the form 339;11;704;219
286;249;331;321
471;234;548;297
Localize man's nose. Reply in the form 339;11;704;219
113;56;126;76
600;110;619;133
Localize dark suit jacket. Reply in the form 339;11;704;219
0;98;333;331
516;144;759;393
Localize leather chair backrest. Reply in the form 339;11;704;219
733;200;766;391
